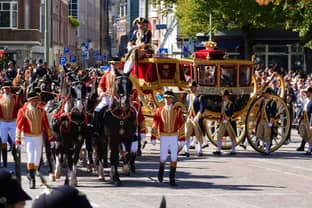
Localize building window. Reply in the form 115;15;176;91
69;0;78;18
0;1;18;28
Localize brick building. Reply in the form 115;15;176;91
0;0;41;66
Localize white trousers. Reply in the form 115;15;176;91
121;141;138;153
0;121;16;143
94;96;112;112
24;135;43;166
160;135;178;163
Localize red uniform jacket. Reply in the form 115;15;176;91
98;70;116;96
0;94;23;122
151;104;185;141
16;103;52;144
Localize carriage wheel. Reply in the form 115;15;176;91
204;116;246;150
245;95;290;153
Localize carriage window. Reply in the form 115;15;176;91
196;65;216;86
239;66;251;86
221;65;236;87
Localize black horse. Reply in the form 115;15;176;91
94;70;137;186
52;72;92;186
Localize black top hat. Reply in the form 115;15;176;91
163;90;174;98
0;170;31;205
32;185;92;208
190;81;197;88
222;90;231;96
132;17;149;26
27;91;40;101
37;59;43;65
264;87;273;94
1;81;12;89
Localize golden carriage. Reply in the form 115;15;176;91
123;44;290;153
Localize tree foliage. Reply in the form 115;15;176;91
154;0;312;48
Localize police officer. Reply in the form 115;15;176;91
32;185;92;208
184;81;204;157
256;87;277;155
0;170;31;208
15;91;53;189
0;81;23;168
123;17;152;74
213;90;237;155
298;86;312;155
151;90;185;186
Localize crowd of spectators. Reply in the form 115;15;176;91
254;63;311;147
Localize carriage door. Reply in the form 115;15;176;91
220;65;237;87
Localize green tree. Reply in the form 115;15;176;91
155;0;312;48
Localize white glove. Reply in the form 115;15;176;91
15;144;21;151
50;141;56;148
268;123;273;128
127;45;138;51
193;116;199;123
140;133;146;141
222;119;228;124
178;141;185;146
151;139;156;146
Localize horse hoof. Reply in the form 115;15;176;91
54;171;61;179
70;179;78;186
112;181;121;187
49;173;56;182
86;165;93;173
123;164;130;176
98;176;105;181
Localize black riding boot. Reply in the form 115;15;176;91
297;139;306;151
158;162;165;182
169;163;177;187
1;145;7;168
29;169;36;189
129;153;136;173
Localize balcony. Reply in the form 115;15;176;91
0;29;41;45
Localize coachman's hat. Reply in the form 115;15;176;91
190;80;197;88
222;90;231;96
264;87;274;94
1;81;12;89
0;170;31;206
27;91;40;101
32;185;92;208
133;17;149;26
163;90;174;98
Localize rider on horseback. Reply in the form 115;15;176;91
92;59;123;134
